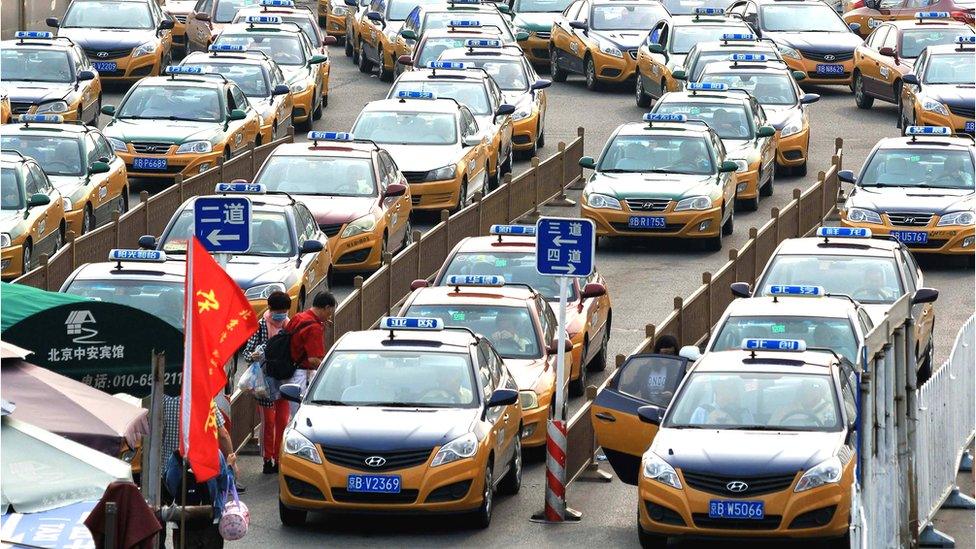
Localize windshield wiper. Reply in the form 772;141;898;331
310;399;347;405
722;425;787;431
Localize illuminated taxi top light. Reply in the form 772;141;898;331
380;316;445;331
449;20;482;27
765;284;825;297
906;126;951;135
644;113;687;123
428;61;467;70
165;65;204;75
18;114;64;124
721;33;754;41
261;0;295;6
742;338;807;352
489;224;535;236
730;53;767;62
687;82;728;91
244;15;283;24
465;38;502;48
694;7;724;14
215;182;267;194
956;35;976;44
917;11;950;18
109;249;167;262
817;227;872;238
15;31;54;39
446;274;506;287
308;131;353;142
397;90;436;100
209;44;247;52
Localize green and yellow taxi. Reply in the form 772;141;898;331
579;114;739;251
1;151;68;280
162;0;197;53
213;16;331;130
185;0;263;53
401;25;520;72
636;10;753;101
400;275;573;447
550;0;669;90
509;0;574;65
181;45;295;143
250;131;413;272
425;225;613;395
667;34;784;98
100;66;261;180
48;0;175;82
351;91;492;212
1;115;129;236
277;316;523;528
235;0;341;50
0;32;102;126
652;83;778;211
437;40;552;156
698;56;820;176
356;0;446;81
898;39;975;134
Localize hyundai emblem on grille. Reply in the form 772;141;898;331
823;54;835;61
365;456;387;467
97;52;109;58
726;481;749;493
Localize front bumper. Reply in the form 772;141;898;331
582;203;723;239
512;110;541;151
593;49;638;83
1;244;24;280
519;34;551;65
840;217;976;255
329;229;384;272
19;101;85;122
783;56;854;86
408;177;462;211
117;149;221;179
171;18;188;45
520;395;553;447
64;207;86;236
735;166;760;202
291;85;315;124
93;51;164;81
914;109;975;136
775;126;809;168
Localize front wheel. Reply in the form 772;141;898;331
454;179;468;213
469;464;494;529
588;327;609;373
638;524;668;548
569;341;587;397
345;31;354;57
853;71;874;109
358;40;373;73
82;204;95;234
635;75;652;108
792;161;808;177
498;436;522;495
550;48;568;82
379;49;394;81
584;56;600;91
722;206;734;236
279;500;307;527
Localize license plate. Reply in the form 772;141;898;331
133;157;168;171
628;215;667;229
92;61;117;72
709;500;765;520
965;121;975;133
890;230;928;244
816;64;844;75
347;474;401;493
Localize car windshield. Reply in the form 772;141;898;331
671;25;749;54
180;62;269;96
389;0;444;20
591;4;667;31
214;34;306;66
0;135;84;177
161;210;296;256
441;251;579;301
262;15;321;44
923;52;976;85
665;372;842;431
424;13;514;40
64;280;185;328
1;169;24;211
118;86;223;122
444;57;529;90
689;48;777;80
0;49;73;83
309;351;478;408
62;0;154;29
598;135;716;175
390;81;490;115
655;102;754;139
254;156;377;196
859;148;974;190
516;0;572;12
215;0;261;23
901;28;974;59
418;37;493;66
405;305;542;359
352;111;458;145
758;255;904;304
704;72;797;105
711;315;858;361
759;4;849;32
661;0;730;15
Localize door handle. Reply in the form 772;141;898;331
503;414;510;421
594;412;616;422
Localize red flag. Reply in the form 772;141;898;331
180;237;258;481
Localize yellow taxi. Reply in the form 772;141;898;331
400;274;573;447
1;151;68;280
424;224;613;395
400;26;520;72
154;184;333;313
213;16;331;130
839;127;975;255
1;115;129;236
635;10;753;101
181;45;295;143
844;0;976;37
162;0;197;54
509;0;574;66
277;316;523;528
1;32;103;126
662;33;785;99
250;131;413;272
579;114;739;251
549;0;669;90
356;0;447;81
0;91;10;125
235;0;341;51
48;0;174;82
100;66;261;180
343;0;372;58
852;13;974;110
898;39;975;134
320;0;349;38
185;0;263;53
351;91;492;212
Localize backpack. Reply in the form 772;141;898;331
263;319;315;381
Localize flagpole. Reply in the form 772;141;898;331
180;237;195;549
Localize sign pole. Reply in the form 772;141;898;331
544;275;570;522
143;351;165;507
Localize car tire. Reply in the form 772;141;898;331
470;463;494;529
792;161;807;177
92;95;102;126
584;55;600;91
379;49;394;81
279;500;307;527
454;179;468;213
345;31;354;57
312;93;323;121
550;48;567;82
588;327;609;373
569;339;587;397
400;219;412;250
704;232;722;251
737;193;759;212
352;37;361;64
502;146;513;176
82;204;95;235
498;436;522;495
358;40;372;72
722;206;734;236
537;120;546;148
22;239;32;272
760;166;774;197
635;75;651;108
638;523;668;548
853;71;874;109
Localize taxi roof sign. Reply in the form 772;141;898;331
694;7;724;14
450;0;482;4
446;274;506;287
917;11;949;18
209;44;247;52
644;113;687;124
905;126;951;139
687;82;728;92
817;227;872;239
109;249;167;263
956;35;975;44
261;0;295;6
765;284;825;297
397;90;436;100
215;182;267;194
308;131;353;142
428;61;467;70
742;338;807;353
380;316;444;331
465;38;502;48
449;19;481;27
165;65;204;75
15;31;54;40
730;53;767;62
18;114;64;125
244;15;282;24
721;33;754;41
489;224;535;236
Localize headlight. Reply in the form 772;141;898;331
780;114;804;137
340;214;377;238
244;282;287;300
794;456;842;492
514;26;530;38
132;41;158;57
512;105;534;121
385;29;400;41
600;42;623;58
519;390;539;410
937;210;975;226
733;159;749;173
107;137;127;152
675;195;712;211
283;428;322;464
777;43;801;59
586;192;621;210
331;3;348;15
290;81;309;94
175;140;213;154
921;98;949;115
431;432;478;467
426;165;457;181
1;233;10;248
37;101;69;114
846;207;882;224
642;451;682;489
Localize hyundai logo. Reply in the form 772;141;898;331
726;481;749;493
145;145;158;153
642;202;656;210
364;456;387;467
904;217;916;224
823;54;836;61
97;51;109;58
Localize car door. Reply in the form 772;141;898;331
362;0;385;62
28;163;63;256
486;341;519;466
574;271;604;364
293;204;327;290
754;100;776;177
92;132;128;220
476;342;509;473
859;25;889;96
876;27;902;101
70;46;100;120
151;1;175;55
647;21;670;97
714;135;736;207
188;0;213;52
901;50;925;120
378;151;408;245
488;78;514;160
460;107;487;196
901;248;933;359
83;134;106;220
565;0;589;73
591;354;688;485
552;0;581;68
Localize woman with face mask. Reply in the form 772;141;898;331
243;290;293;474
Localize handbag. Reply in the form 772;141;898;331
218;481;249;541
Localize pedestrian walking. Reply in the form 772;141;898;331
283;291;337;414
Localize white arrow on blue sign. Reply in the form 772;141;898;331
193;196;252;253
535;217;595;277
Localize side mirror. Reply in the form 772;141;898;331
27;193;51;208
279;383;303;403
878;46;895;57
792;70;807;81
579;156;596;169
848;22;861;33
800;93;820;104
410;279;429;290
568;20;587;30
324;36;338;46
487;388;519;407
678;345;702;362
547;338;573;354
397;54;413;66
757;125;775;138
581;282;607;299
531;79;551;90
399;28;417;40
228;108;247;121
159;19;175;30
384;182;407;197
194;12;211;21
344;0;358;6
497;4;511;13
46;17;60;28
911;287;939;305
838;169;856;184
719;160;738;173
637;405;665;425
89;161;110;175
864;0;880;8
138;235;157;249
515;31;530;41
101;104;116;116
672;69;687;80
462;135;481;147
272;84;290;96
309;54;328;64
730;281;751;298
495;104;516;118
78;70;96;82
300;239;324;254
647;43;665;54
366;11;383;22
903;73;918;86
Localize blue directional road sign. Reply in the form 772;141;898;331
194;197;252;253
535;217;596;277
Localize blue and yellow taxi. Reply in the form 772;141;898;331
184;0;263;53
509;0;574;66
162;0;196;54
355;0;446;80
899;38;975;134
1;151;68;280
235;0;341;50
669;34;785;97
277;316;523;528
400;23;521;72
343;0;372;58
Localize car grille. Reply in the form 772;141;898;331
609;221;684;232
798;49;853;62
534;31;550;39
174;14;188;23
10;102;32;115
949;104;975;119
84;47;132;60
628;49;638;60
625;198;670;211
330;488;420;504
692;513;783;530
401;170;428;183
682;470;798;497
131;142;173;154
321;446;433;472
337;247;371;265
319;223;343;237
885;212;933;226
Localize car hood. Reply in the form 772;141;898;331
282;65;313;83
763;105;800;129
48;175;87;200
766;31;863;54
300;195;376;226
163;0;197;15
5;82;72;105
504;358;546;390
651;427;844;476
57;28;157;50
512;12;559;32
296;405;477;451
104;119;221;144
591;30;645;50
502;90;532;106
252;100;277;121
381;143;462;172
924;84;976;111
723;139;757;161
847;185;973;215
0;209;26;233
587;172;717;200
223;255;298;290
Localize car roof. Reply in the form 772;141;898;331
418;4;502;14
334;328;477;353
176;192;298;212
888;19;973;30
1;38;75;50
926;43;974;54
658;91;753;106
721;295;858;319
361;97;463;114
693;40;778;52
772;236;903;257
874;134;975;150
236;5;316;16
270;140;376;158
671;15;746;26
67;259;187;283
407;285;538;308
0;153;30;168
439;47;526;60
182;51;272;67
423;27;504;39
219;22;306;36
454;234;538;253
592;0;660;4
396;68;491;83
615;121;713;137
1;122;91;136
134;75;231;89
694;348;839;375
701;62;793;74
